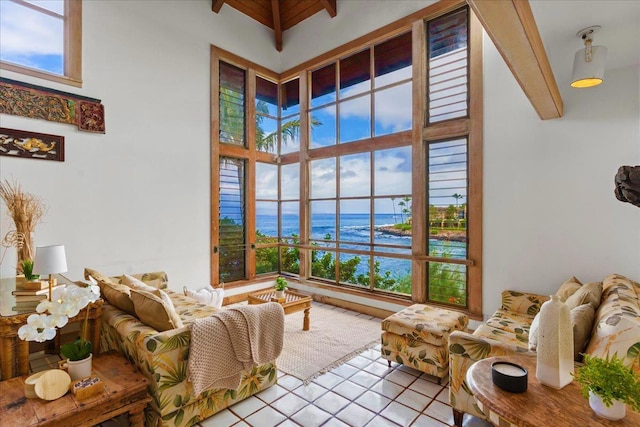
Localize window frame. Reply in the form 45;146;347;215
0;0;82;87
211;0;483;318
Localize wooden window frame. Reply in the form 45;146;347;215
211;0;482;318
0;0;82;87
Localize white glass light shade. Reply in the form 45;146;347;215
33;245;68;275
571;45;607;88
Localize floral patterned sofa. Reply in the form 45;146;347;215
85;269;277;427
449;273;640;426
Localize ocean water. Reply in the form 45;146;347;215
257;213;466;277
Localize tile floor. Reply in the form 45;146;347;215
29;308;492;427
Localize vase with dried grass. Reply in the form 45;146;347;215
0;179;47;274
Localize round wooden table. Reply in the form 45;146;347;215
466;356;640;427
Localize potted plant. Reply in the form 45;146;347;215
572;353;640;420
20;259;45;289
274;277;288;299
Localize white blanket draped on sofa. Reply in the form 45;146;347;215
187;302;285;395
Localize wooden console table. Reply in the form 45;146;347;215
467;356;640;427
248;289;312;330
0;276;103;380
0;351;150;426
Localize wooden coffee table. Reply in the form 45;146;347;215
0;351;151;426
248;289;312;330
467;355;640;427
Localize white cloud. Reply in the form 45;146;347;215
0;1;64;56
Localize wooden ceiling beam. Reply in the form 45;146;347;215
271;0;283;52
212;0;226;13
466;0;563;119
320;0;337;18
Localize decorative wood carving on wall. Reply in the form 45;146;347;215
615;165;640;208
0;78;105;133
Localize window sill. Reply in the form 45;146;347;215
1;62;82;88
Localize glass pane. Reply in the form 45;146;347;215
256;77;278;117
219;62;246;146
310;201;336;242
373;256;411;294
256;247;278;274
310;158;336;199
219;157;245;282
428;9;468;123
340;153;370;197
256;201;277;242
256;162;277;200
310;105;336;148
428;262;466;306
338;253;368;287
281;114;301;154
256;116;278;153
311;62;336;108
281;163;300;200
24;1;64;14
428;138;467;245
340;199;370;244
0;1;63;75
374;83;412;136
340;49;370;99
374;198;412;245
374;32;412;88
281;238;300;275
281;202;299;238
339;95;371;143
311;249;336;281
281;78;300;117
374;146;412;196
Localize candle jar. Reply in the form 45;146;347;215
491;361;528;393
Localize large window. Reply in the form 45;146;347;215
212;3;482;316
0;0;82;86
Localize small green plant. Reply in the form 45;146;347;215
60;338;92;361
21;259;39;281
275;276;288;291
573;354;640;412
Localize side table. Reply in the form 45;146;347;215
0;351;151;426
466;355;640;427
248;289;312;330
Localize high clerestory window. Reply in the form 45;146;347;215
212;3;483;317
0;0;82;87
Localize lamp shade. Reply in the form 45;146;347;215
33;245;68;275
571;45;607;88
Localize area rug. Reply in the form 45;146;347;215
277;303;382;383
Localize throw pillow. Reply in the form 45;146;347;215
130;289;183;332
122;274;159;294
564;281;603;311
84;268;117;285
571;303;595;359
99;280;136;316
555;276;583;302
528;303;596;360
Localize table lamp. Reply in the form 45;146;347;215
33;245;68;301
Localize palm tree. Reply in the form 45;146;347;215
452;193;463;207
391;197;397;224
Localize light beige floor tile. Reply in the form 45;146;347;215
411;414;450;427
292;382;328;402
199;409;240;427
355;390;391;413
379;401;420;426
228;396;266;418
256;385;289;404
347;356;373;369
331;363;359;379
322;418;350;427
409;376;444;398
363;362;392;378
369;379;405;399
332;380;368;401
313;372;344;389
423;400;454;425
365;415;401;426
278;374;303;391
396;388;430;412
269;392;309;417
397;364;423;377
290;405;331;427
314;391;350;414
335;403;376;427
245;406;286;427
350;370;380;388
385;370;417;387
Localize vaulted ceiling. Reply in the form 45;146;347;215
212;0;337;51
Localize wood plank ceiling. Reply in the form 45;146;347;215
212;0;337;51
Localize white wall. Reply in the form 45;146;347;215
482;34;640;315
1;1;639;316
0;0;276;286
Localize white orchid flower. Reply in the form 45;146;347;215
18;313;57;342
